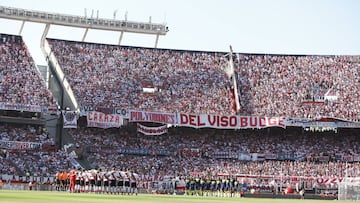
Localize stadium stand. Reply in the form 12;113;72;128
46;38;236;115
1;33;360;199
0;123;68;177
47;38;360;120
0;33;67;178
235;54;360;119
0;34;56;106
68;126;360;179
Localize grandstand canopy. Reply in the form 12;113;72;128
0;5;168;47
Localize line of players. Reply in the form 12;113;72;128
55;168;138;195
185;176;245;197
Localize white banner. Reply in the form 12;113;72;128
284;117;360;128
316;177;344;185
130;110;176;124
87;111;123;128
251;153;265;161
137;123;168;135
63;111;77;128
0;102;42;112
178;113;285;129
0;140;42;150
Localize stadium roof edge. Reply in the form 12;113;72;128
0;5;168;47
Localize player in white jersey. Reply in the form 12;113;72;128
120;171;127;194
125;170;131;194
89;169;96;193
108;168;117;194
75;170;81;193
102;170;109;193
84;170;91;193
113;170;122;194
95;169;103;194
131;172;139;195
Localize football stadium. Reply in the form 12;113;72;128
1;2;360;203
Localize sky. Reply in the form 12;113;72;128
0;0;360;65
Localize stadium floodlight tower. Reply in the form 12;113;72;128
0;5;169;47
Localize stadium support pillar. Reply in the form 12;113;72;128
154;34;159;48
41;24;51;48
18;20;25;35
118;31;124;45
82;28;89;42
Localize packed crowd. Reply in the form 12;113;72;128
1;37;360;113
0;34;56;106
47;39;235;115
47;38;360;120
68;126;360;179
235;54;360;120
0;124;70;177
2;34;360;196
1;122;360;193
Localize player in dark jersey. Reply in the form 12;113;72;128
233;178;239;197
190;177;196;195
211;178;217;196
205;178;211;196
55;171;61;191
216;178;222;197
195;177;201;196
185;177;190;195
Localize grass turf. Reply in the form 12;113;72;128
0;190;341;203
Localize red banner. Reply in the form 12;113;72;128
316;177;343;185
178;113;285;129
130;110;176;124
87;111;123;128
137;123;168;135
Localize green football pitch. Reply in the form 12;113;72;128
0;190;344;203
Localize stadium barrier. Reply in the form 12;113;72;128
0;182;54;191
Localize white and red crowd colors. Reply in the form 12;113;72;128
47;38;236;115
47;38;360;120
0;34;57;106
235;54;360;119
68;126;360;179
3;123;360;192
0;123;73;179
2;32;360;195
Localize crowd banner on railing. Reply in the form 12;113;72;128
284;117;360;128
178;113;285;129
0;140;42;150
80;106;115;116
0;102;44;112
78;109;360;129
115;108;129;119
211;151;238;159
137;123;168;135
87;111;123;128
43;106;59;115
62;110;77;128
130;110;176;124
